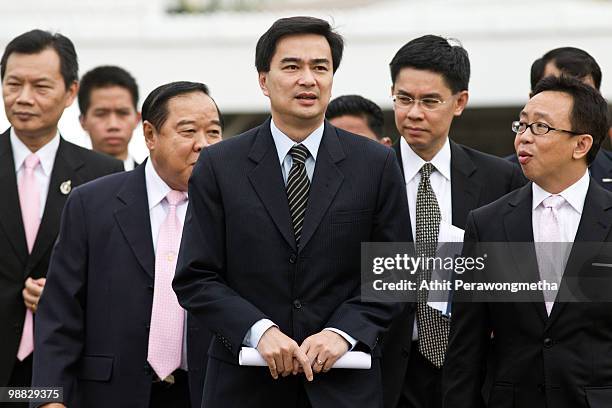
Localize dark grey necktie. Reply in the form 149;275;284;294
415;162;449;368
286;144;310;246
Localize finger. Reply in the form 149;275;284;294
265;355;278;380
22;290;38;305
281;347;294;377
294;348;313;381
34;278;46;286
292;356;300;375
274;353;285;378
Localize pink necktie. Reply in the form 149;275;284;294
147;190;187;380
536;195;566;315
17;153;41;361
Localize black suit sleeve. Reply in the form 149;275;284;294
324;149;409;350
442;211;490;408
31;189;88;403
173;149;268;356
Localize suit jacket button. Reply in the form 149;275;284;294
293;300;302;309
543;337;553;348
289;254;297;264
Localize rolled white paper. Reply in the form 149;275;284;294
238;347;371;369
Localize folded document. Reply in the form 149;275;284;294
238;347;371;369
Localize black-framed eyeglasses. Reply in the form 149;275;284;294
392;94;447;111
511;121;583;136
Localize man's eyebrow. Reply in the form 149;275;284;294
176;119;196;126
311;58;330;65
280;57;302;64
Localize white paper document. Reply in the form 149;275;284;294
238;347;372;369
428;222;465;314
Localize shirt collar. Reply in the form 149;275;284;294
145;158;187;210
270;118;323;164
532;169;590;213
10;128;60;176
123;154;135;171
400;136;451;183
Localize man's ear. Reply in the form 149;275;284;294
143;121;157;151
380;137;393;147
259;72;270;97
79;114;87;131
573;133;594;162
453;90;469;116
64;80;79;108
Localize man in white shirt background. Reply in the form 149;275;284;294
78;65;141;171
32;81;223;408
0;29;122;401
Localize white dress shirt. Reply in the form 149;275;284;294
400;136;453;340
243;119;357;350
123;154;136;171
145;158;189;369
400;136;453;239
11;128;60;219
532;170;589;243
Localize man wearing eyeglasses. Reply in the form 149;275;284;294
381;35;524;408
443;75;612;408
505;47;612;192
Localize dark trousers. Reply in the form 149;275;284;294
1;357;32;408
397;342;441;408
150;369;191;408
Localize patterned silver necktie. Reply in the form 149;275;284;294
286;144;310;246
415;162;449;368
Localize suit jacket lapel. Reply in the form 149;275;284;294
114;162;155;278
26;138;85;274
546;180;612;328
0;129;28;264
247;120;296;251
503;184;548;323
450;142;480;229
392;142;405;179
299;123;345;251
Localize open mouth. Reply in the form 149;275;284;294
296;93;317;100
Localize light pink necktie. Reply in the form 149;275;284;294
536;195;566;315
147;190;187;380
17;153;41;361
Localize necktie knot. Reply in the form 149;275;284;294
24;153;40;170
289;144;309;166
166;190;187;207
419;162;435;180
542;195;565;210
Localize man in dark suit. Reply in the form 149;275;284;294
173;16;410;408
78;65;141;171
505;47;612;191
381;35;524;408
443;76;612;407
0;29;123;399
32;82;223;408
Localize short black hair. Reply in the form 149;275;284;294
326;95;384;139
532;75;609;165
1;29;78;89
142;81;223;131
78;65;139;115
530;47;601;92
389;35;470;94
255;16;344;73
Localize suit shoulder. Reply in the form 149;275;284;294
62;139;123;171
72;170;130;198
456;143;518;173
334;127;393;159
471;184;529;221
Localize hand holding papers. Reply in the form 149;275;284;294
239;347;372;369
